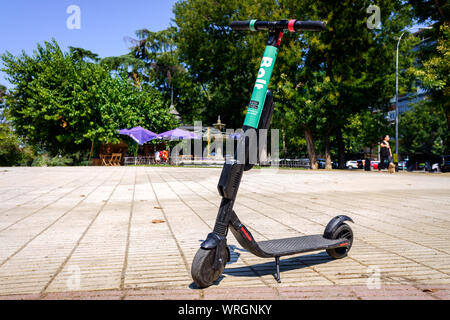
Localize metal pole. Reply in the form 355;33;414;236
394;26;431;163
395;32;405;162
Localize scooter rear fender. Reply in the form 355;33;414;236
323;215;354;239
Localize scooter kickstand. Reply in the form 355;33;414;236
275;257;281;283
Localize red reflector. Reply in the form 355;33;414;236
339;242;349;247
277;31;284;46
241;227;252;241
288;19;296;32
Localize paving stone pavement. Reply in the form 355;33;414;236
0;166;449;300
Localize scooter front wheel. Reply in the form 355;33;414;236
191;247;227;288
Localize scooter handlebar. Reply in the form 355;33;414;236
230;20;326;32
294;21;326;31
230;20;254;31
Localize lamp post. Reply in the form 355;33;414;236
395;26;432;163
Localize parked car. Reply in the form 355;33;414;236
317;158;326;169
406;154;442;172
370;160;379;170
346;160;358;169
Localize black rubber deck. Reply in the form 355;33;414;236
257;235;344;257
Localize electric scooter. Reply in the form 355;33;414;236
191;19;354;288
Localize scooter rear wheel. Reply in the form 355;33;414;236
326;223;353;259
191;248;227;288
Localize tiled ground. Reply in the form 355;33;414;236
0;166;449;299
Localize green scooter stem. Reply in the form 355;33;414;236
243;44;279;128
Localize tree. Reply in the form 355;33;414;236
283;0;415;168
0;84;6;122
103;26;205;124
127;27;180;91
410;1;449;153
174;0;274;128
409;0;449;24
0;84;6;100
101;53;147;87
1;39;174;156
413;23;449;150
343;110;390;155
0;123;23;166
399;100;448;156
69;47;100;63
173;0;415;168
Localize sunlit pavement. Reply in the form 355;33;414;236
0;166;449;300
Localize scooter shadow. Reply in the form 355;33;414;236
189;244;335;288
223;246;335;280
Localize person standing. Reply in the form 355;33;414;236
379;135;393;171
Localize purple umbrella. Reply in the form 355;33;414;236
156;128;201;140
118;126;157;145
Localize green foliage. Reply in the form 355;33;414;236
0;123;34;166
0;84;6;121
343;110;390;153
173;0;417;165
284;0;415;161
174;0;273;127
31;153;74;167
29;150;93;167
2;1;446;166
413;23;449;141
0;123;23;166
69;47;100;63
127;141;139;157
409;0;449;24
1;39;174;157
399;100;449;155
103;26;206;124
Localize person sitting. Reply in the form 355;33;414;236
154;150;161;164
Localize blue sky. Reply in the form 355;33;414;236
0;0;177;87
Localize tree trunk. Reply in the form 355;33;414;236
445;109;450;153
304;125;318;169
88;140;94;161
434;0;447;21
446;109;450;133
324;130;332;170
336;126;346;169
282;128;287;160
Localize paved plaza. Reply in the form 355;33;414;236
0;166;449;300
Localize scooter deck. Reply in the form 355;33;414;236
229;222;351;283
258;235;346;257
229;223;349;258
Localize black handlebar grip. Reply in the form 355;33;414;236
230;20;326;32
294;21;326;31
230;20;252;31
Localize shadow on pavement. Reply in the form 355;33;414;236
189;244;335;288
223;247;335;282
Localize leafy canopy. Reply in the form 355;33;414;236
1;39;174;155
